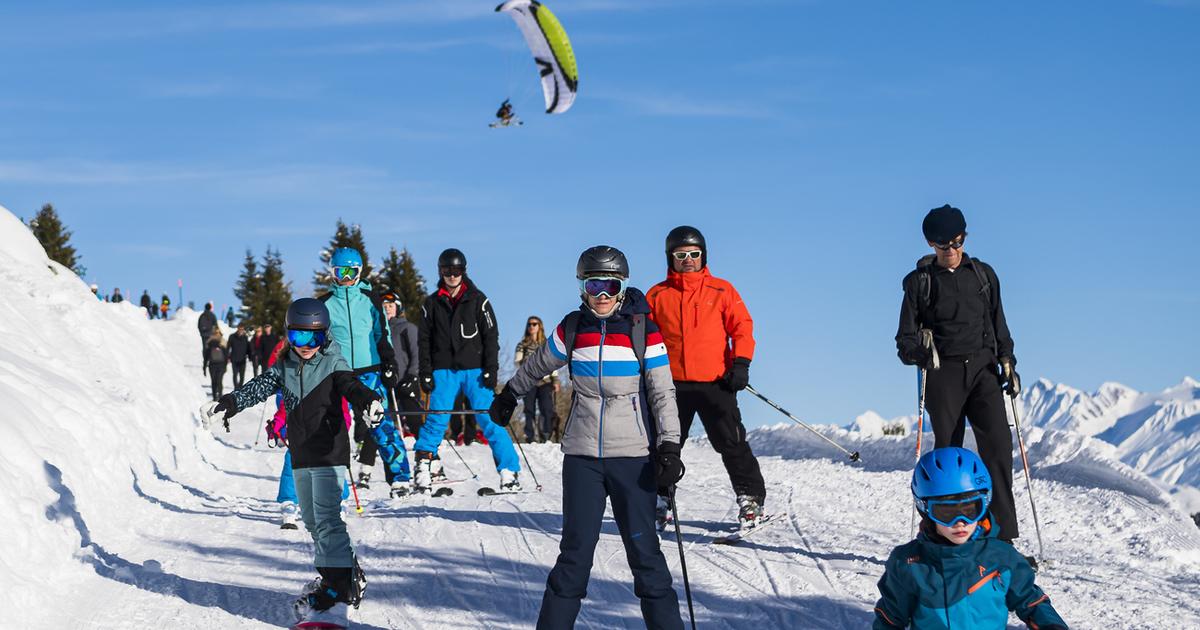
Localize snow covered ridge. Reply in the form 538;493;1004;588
0;205;212;611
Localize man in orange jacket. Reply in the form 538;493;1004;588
646;225;767;530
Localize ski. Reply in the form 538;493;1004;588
281;522;299;530
477;487;530;496
711;512;787;545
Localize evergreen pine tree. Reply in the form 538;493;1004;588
232;249;261;324
313;219;373;294
26;203;85;276
259;247;293;331
376;246;427;321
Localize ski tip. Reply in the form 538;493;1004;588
477;487;496;496
849;451;862;462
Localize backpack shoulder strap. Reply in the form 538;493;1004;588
562;311;582;379
631;314;647;371
970;258;992;307
914;255;936;321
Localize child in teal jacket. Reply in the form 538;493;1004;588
874;447;1067;629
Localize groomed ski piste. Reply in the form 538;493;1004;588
3;204;1199;629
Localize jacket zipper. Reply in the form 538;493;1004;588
344;291;356;369
632;396;643;437
597;319;606;458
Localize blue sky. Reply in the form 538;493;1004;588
2;0;1196;426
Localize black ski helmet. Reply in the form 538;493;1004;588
665;225;707;268
437;248;467;269
576;245;629;279
286;297;331;331
922;205;967;244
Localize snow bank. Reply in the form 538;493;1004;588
0;204;211;610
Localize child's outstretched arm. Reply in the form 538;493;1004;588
873;548;917;629
1006;551;1068;629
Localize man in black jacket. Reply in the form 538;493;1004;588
895;204;1022;543
140;290;155;319
198;302;218;375
227;324;251;388
412;248;520;493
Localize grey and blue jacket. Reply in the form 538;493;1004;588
506;288;681;459
231;340;379;469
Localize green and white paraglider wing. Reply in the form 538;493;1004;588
496;0;577;114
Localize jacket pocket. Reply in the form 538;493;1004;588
632;396;644;437
562;392;579;439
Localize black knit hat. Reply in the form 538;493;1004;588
922;205;967;243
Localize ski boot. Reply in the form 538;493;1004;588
412;450;434;494
736;495;765;530
389;481;410;499
655;494;674;533
431;455;447;483
354;468;371;490
292;565;360;626
499;469;521;492
280;501;300;530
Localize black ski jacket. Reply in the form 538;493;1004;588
198;309;218;338
227;332;251;363
896;253;1015;365
419;279;499;375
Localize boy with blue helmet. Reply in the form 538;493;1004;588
321;247;412;497
873;447;1067;629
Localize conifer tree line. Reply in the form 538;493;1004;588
25;203;86;276
236;218;427;327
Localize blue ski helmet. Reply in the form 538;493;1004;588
285;298;330;331
330;247;363;268
912;447;992;504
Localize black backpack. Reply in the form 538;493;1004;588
209;344;226;363
913;255;996;354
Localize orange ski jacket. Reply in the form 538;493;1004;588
646;267;755;382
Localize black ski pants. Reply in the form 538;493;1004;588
209;363;226;401
924;350;1019;541
523;383;556;443
673;380;767;500
537;455;682;630
231;361;247;389
358;390;422;484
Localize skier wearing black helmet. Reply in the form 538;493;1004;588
413;248;520;493
895;204;1022;543
647;225;765;531
491;245;685;629
204;297;380;628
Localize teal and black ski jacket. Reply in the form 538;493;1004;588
321;281;395;374
231;341;379;469
873;517;1067;629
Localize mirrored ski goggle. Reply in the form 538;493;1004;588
917;492;988;527
439;265;464;278
287;329;327;348
332;265;361;281
933;234;967;251
580;276;627;299
672;250;702;260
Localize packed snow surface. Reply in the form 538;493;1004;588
2;205;1198;628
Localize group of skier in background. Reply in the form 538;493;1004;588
201;206;1068;629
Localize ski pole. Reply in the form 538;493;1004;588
443;438;479;480
744;386;861;462
347;467;364;515
910;367;927;538
505;423;542;492
253;399;270;447
1008;393;1046;564
669;486;697;630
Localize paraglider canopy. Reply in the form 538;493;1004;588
496;0;578;114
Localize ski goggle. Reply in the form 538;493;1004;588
672;250;702;260
439;265;464;278
916;492;988;527
332;266;361;282
287;329;327;348
933;234;967;251
580;276;626;299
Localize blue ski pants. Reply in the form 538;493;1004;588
352;372;411;481
537;455;682;630
278;450;348;503
295;465;355;568
414;368;519;472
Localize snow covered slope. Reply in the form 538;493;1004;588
3;203;1199;628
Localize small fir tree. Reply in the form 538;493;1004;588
26;203;85;276
376;246;427;322
232;249;260;324
259;247;293;331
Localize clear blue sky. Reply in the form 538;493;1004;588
2;1;1196;426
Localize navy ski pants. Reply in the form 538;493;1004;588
537;455;682;630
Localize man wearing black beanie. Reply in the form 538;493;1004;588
895;204;1024;545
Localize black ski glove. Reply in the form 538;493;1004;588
489;384;519;427
723;357;751;392
419;372;434;394
655;442;685;491
482;370;498;390
213;394;237;420
901;345;934;370
380;366;398;389
1000;358;1021;397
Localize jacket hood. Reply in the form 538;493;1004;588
665;266;712;289
577;285;650;320
329;279;373;297
916;511;999;559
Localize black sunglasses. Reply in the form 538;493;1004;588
934;233;967;251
